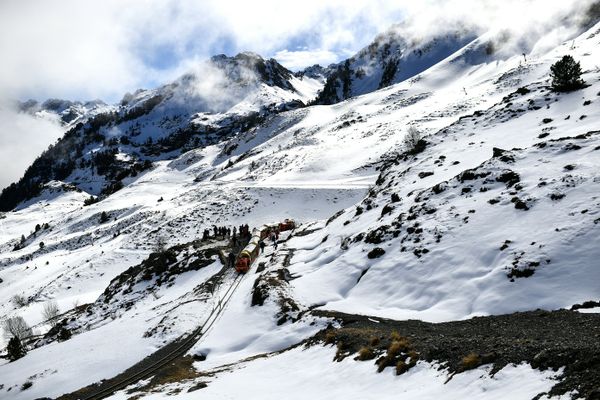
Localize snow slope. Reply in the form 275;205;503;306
285;24;600;322
314;27;476;104
111;347;564;400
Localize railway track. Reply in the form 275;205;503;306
60;222;294;400
65;270;246;400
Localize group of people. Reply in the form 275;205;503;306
238;224;251;237
203;223;283;269
202;224;253;243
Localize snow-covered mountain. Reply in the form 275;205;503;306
19;98;110;126
312;26;477;105
0;5;599;400
0;52;322;211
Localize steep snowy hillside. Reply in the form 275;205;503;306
312;3;600;106
313;27;476;105
0;9;598;400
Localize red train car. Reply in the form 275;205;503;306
234;220;296;273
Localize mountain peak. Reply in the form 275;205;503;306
312;26;476;105
209;51;294;90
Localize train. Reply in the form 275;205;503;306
235;219;296;273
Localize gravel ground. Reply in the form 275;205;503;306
312;309;600;399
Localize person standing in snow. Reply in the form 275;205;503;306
270;232;278;250
259;240;265;254
228;252;236;269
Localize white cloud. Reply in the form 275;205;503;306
272;49;342;70
1;0;595;102
0;104;64;190
173;60;261;113
0;0;408;102
0;1;143;102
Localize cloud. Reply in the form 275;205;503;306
1;0;596;103
272;49;342;70
173;59;261;113
392;0;597;57
0;1;143;102
0;103;64;190
0;0;408;102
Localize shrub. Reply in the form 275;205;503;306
357;346;375;361
57;327;72;342
99;211;109;223
42;300;60;327
377;358;389;373
3;316;33;340
324;330;336;344
83;196;99;206
407;350;420;365
12;294;28;308
376;335;411;373
460;352;481;370
369;336;380;346
403;126;424;154
7;337;27;361
367;247;386;259
334;341;346;361
388;338;410;356
550;55;585;92
21;381;33;390
396;360;408;375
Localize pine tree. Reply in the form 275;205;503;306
57;327;72;342
100;211;109;223
6;337;26;361
550;55;585;92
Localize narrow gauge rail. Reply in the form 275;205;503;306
68;219;295;400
